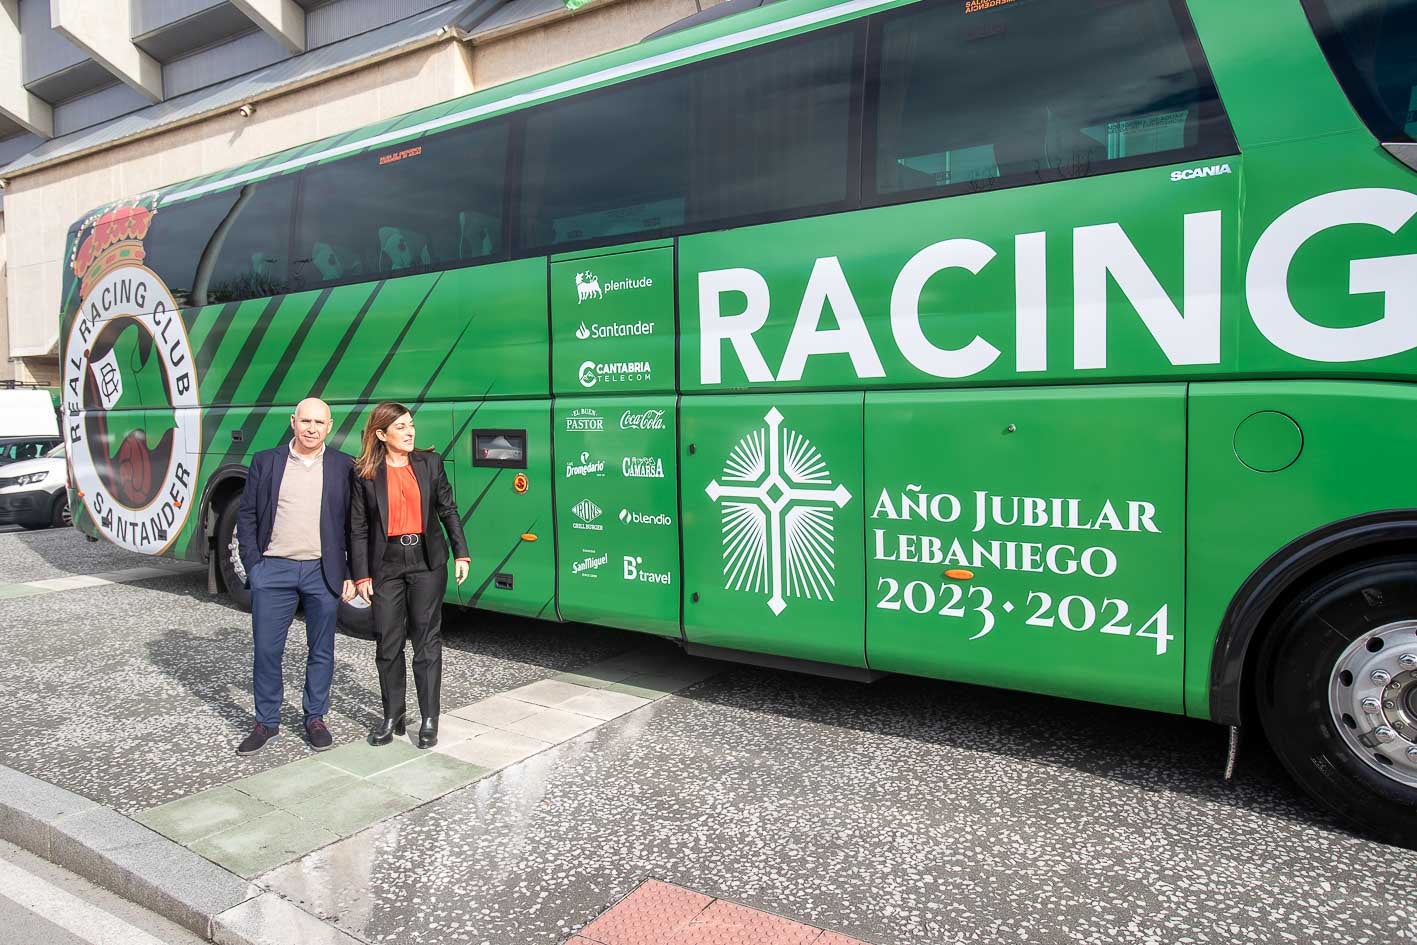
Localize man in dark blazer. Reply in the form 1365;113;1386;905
235;397;355;754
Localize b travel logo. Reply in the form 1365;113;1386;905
574;269;655;305
62;197;201;555
706;407;851;616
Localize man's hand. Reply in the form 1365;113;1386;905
454;558;470;585
341;580;355;603
357;579;374;603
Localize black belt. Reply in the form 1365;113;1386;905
394;533;422;547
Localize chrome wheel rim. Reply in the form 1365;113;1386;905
1328;619;1417;788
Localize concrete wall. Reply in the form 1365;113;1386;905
3;0;716;376
0;208;11;383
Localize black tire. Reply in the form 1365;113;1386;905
1256;556;1417;847
50;493;70;529
214;496;252;612
338;597;375;639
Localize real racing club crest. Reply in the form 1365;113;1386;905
62;197;201;554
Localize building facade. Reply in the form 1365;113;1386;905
0;0;721;384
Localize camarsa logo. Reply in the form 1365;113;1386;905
62;199;200;554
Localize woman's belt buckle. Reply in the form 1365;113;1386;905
398;534;421;547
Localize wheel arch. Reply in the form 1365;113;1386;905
1209;509;1417;726
198;464;249;557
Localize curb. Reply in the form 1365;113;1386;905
0;764;365;944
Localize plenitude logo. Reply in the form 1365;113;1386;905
573;269;655;304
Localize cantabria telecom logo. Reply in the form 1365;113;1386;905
62;198;200;555
706;407;851;615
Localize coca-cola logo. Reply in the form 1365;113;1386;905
620;409;666;430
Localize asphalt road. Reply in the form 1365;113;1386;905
0;837;205;945
2;524;1414;945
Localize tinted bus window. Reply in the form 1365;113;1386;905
195;176;296;305
689;27;857;223
519;28;857;250
1303;0;1417;142
143;190;242;308
519;76;692;250
871;0;1234;198
293;121;509;290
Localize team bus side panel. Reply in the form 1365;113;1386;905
865;385;1186;715
1184;382;1417;719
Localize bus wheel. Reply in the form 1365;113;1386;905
215;498;252;612
1257;556;1417;847
338;596;374;639
51;493;70;528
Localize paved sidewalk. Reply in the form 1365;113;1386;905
133;646;721;879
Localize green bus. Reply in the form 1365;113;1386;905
59;0;1417;843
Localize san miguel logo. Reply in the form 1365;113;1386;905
706;408;851;615
62;198;200;554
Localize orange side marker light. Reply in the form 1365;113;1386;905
943;569;974;580
520;533;538;542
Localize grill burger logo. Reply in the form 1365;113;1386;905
62;197;200;554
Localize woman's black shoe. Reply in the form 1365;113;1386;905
368;714;406;746
418;717;438;749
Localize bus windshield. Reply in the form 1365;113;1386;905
1304;0;1417;142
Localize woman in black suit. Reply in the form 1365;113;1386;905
350;401;470;748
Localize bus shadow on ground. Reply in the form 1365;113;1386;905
673;664;1357;842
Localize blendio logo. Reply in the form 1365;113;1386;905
1170;163;1232;182
565;408;604;432
619;508;673;527
573;551;609;576
622;456;665;479
620;409;666;430
572;499;603;531
623;555;672;584
576;320;654;340
565;451;605;478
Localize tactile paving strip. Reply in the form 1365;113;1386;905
572;879;872;945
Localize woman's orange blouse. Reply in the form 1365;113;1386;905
386;462;423;537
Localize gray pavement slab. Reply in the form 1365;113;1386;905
263;668;1417;945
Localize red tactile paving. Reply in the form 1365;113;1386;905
574;879;872;945
579;879;713;945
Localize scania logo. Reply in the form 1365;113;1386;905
63;200;200;555
620;409;666;430
1169;162;1233;182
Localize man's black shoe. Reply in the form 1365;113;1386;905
237;723;278;755
305;718;334;751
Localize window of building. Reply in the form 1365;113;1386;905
1302;0;1417;142
292;120;509;290
870;0;1235;199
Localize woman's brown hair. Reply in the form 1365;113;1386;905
354;401;431;479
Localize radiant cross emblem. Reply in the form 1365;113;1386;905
706;407;851;615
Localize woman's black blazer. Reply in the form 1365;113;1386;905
350;450;470;583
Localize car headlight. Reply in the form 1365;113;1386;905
15;471;48;486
